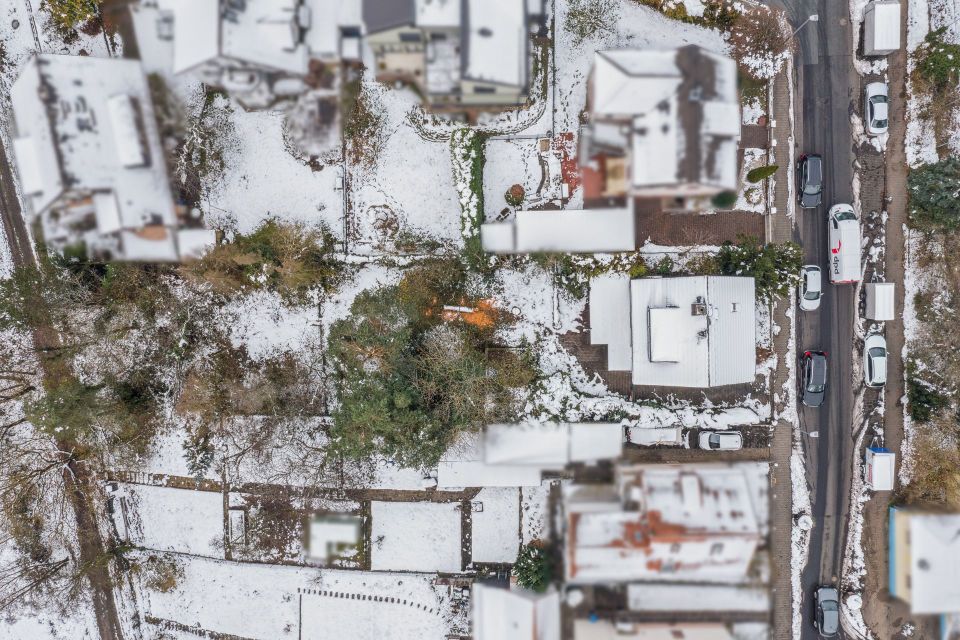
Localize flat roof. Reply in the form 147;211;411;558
909;514;960;613
462;0;528;88
630;276;756;388
588;273;633;371
513;207;635;253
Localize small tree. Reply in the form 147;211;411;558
908;157;960;229
746;165;778;183
912;28;960;92
716;235;802;301
513;541;554;592
564;0;618;45
505;184;525;207
44;0;100;30
711;190;738;208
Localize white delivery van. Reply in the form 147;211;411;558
865;447;895;491
865;282;895;320
863;1;901;56
828;204;861;284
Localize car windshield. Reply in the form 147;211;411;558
874;119;888;129
869;347;886;358
709;434;720;448
804;289;820;300
834;210;856;221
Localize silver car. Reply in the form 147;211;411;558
814;586;840;637
698;431;743;451
863;334;888;388
799;265;823;311
864;82;889;136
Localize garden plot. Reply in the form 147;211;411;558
224;289;321;361
116;484;224;558
349;85;461;252
521;482;553;544
736;148;769;213
482;138;547;220
370;501;462;573
470;488;521;564
142;554;460;640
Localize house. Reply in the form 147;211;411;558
573;621;736;640
363;0;546;111
580;46;740;208
889;508;960;617
480;206;636;254
589;274;756;388
437;423;624;489
472;583;560;640
10;54;214;262
307;515;362;565
564;464;765;584
131;0;362;109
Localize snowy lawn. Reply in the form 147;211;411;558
370;501;462;573
470;488;521;564
119;484;224;557
482;138;545;220
143;554;459;640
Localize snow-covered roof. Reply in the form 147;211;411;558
462;0;528;87
907;514;960;614
865;282;895;321
472;584;560;640
573;620;735;640
158;0;309;74
484;423;624;466
304;0;364;59
415;0;460;28
156;0;220;73
564;464;763;584
864;1;901;52
588;46;740;193
589;274;633;371
10;55;178;253
437;433;545;489
176;228;218;260
481;207;636;254
865;448;895;492
629;276;756;387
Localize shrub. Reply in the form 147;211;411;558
912;28;960;92
907;376;951;423
140;556;183;593
513;541;554;592
908;157;960;229
505;184;525;207
451;129;489;271
652;255;674;275
716;235;802;301
746;165;778;183
44;0;100;30
182;220;342;302
564;0;618;45
728;6;791;80
711;190;738;208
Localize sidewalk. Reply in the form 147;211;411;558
767;61;796;640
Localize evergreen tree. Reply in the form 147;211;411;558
513;541;554;592
908;157;960;229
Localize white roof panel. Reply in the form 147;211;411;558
485;423;568;466
480;222;517;253
11;136;46;197
865;282;895;321
588;273;632;371
568;423;623;461
415;0;460;28
473;585;560;640
866;1;901;51
463;0;527;87
648;307;683;362
158;0;219;73
513;208;635;254
909;514;960;613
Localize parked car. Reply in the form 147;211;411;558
814;586;840;637
801;351;828;407
698;431;743;451
799;265;823;311
797;154;823;209
863;334;888;388
864;82;889;136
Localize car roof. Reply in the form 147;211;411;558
805;268;822;289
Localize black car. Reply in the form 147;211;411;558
797;154;823;209
814;586;840;637
801;351;828;408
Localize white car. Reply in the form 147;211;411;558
864;82;889;136
863;334;888;388
799;265;823;311
698;431;743;451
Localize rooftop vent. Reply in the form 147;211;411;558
478;27;493;37
691;302;707;316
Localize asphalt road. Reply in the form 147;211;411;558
768;0;860;637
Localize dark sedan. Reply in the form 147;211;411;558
797;154;823;209
801;351;828;408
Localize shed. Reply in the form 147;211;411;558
865;447;895;491
863;1;901;56
865;282;895;321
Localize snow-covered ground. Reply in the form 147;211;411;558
369;501;462;573
470;487;521;564
116;484;224;558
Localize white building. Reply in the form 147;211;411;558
589;275;756;388
580;46;740;205
573;621;736;640
472;584;560;640
437;423;624;489
564;464;766;585
889;509;960;615
480;206;635;254
10;54;213;262
363;0;546;109
132;0;362;108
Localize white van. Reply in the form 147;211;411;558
828;204;861;284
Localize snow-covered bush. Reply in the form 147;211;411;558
716;236;801;301
513;541;554;592
728;5;792;80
